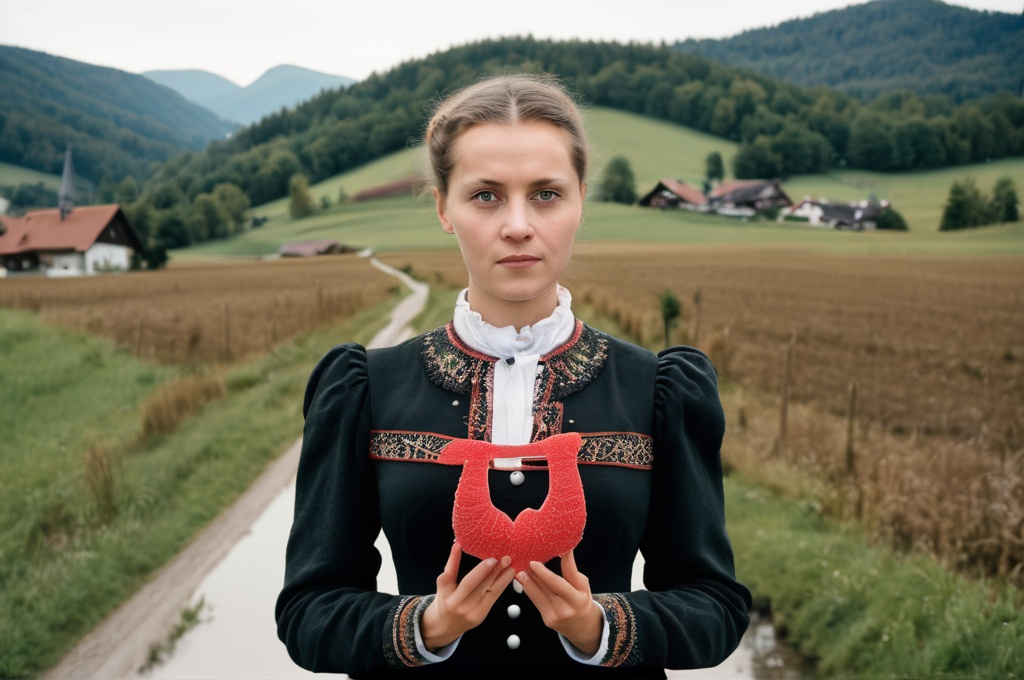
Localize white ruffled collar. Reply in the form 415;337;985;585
453;286;575;360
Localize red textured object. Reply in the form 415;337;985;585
438;433;586;573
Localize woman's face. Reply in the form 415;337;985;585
435;120;586;329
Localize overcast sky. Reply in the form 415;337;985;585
1;0;1020;86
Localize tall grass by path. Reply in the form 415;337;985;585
0;297;399;678
726;473;1022;678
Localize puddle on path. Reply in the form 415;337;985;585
141;479;810;680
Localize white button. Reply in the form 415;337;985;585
507;604;521;619
513;579;524;594
507;634;521;650
510;471;525;486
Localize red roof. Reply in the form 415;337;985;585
0;205;124;256
659;178;708;205
708;180;762;199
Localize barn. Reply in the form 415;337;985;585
637;178;709;210
0;204;142;276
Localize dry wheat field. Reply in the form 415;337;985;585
0;255;396;363
382;244;1024;585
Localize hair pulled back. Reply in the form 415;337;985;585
425;74;589;198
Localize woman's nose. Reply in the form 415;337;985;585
501;200;534;240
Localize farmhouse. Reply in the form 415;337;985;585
279;239;352;257
638;178;709;210
0;204;142;276
781;198;891;230
707;180;792;217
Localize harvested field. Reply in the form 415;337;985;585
382;244;1024;585
0;256;396;363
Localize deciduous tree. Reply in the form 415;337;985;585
597;156;638;205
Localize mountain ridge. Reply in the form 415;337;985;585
144;65;356;125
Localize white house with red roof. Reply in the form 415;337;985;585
0;146;142;276
0;204;142;276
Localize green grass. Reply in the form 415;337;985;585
0;162;62;190
586;107;741;190
727;474;1022;678
0;298;398;678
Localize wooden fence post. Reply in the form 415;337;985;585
692;287;703;347
845;382;862;518
775;332;796;458
222;303;231;358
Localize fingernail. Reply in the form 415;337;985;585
484;558;497;568
516;571;529;582
501;556;512;568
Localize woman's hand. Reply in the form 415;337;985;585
515;550;603;656
421;542;515;652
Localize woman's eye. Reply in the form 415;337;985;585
536;190;559;201
473;191;496;202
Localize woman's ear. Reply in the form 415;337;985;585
434;188;455;234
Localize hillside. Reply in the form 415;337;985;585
675;0;1024;102
120;37;1021;255
0;45;236;182
145;65;356;125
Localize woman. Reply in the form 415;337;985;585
276;74;751;678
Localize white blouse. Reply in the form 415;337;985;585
453;286;576;459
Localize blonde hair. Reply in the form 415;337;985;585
424;74;589;198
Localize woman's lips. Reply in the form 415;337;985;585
498;255;540;269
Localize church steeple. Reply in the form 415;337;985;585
59;144;75;221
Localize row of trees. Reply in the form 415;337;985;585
940;177;1019;231
118;38;1023;254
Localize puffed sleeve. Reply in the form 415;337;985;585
595;346;751;669
276;343;433;674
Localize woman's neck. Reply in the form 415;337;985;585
466;286;560;331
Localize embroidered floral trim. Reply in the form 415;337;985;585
370;431;453;462
594;593;642;667
383;594;435;668
421;322;610;442
539;322;610;403
371;431;651;468
579;433;653;468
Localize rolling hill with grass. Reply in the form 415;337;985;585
173;105;1024;261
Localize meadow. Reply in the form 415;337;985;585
0;161;63;190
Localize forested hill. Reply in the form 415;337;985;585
674;0;1024;103
0;46;237;183
118;36;1022;261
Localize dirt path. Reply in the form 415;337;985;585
42;258;429;680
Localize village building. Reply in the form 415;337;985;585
707;179;792;217
278;239;351;257
0;204;142;276
0;145;142;277
637;178;709;211
780;198;890;230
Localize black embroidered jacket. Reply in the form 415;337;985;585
276;322;751;678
